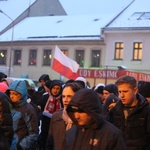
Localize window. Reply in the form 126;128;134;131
14;50;21;65
61;49;68;56
140;12;150;20
129;12;150;20
114;42;124;60
91;50;100;67
0;50;7;65
43;49;52;66
133;42;142;60
129;12;143;20
76;50;84;67
29;49;37;65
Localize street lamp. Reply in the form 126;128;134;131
0;9;14;77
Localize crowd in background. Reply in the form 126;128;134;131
0;71;150;150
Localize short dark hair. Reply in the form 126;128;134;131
63;82;83;93
115;75;137;89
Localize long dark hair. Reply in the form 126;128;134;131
60;82;83;107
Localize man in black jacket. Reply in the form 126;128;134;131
107;75;150;150
66;88;127;150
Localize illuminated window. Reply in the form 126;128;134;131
114;42;124;60
14;50;21;65
0;50;7;65
76;50;84;67
43;49;52;66
52;48;68;59
29;49;37;65
91;50;101;67
61;49;68;56
133;42;142;60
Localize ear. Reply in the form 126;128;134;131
133;87;138;94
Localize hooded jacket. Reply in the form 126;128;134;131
7;80;39;150
0;92;13;150
102;93;120;117
108;93;150;150
66;89;126;150
38;79;62;149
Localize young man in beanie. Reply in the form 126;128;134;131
103;83;118;104
66;88;127;150
108;75;150;150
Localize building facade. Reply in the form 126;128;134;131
0;39;107;87
1;0;150;87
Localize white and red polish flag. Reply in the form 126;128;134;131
52;45;79;80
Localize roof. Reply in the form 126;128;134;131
106;0;150;29
0;14;116;41
59;0;132;15
0;0;137;41
0;0;36;32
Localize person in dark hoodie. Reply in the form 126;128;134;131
0;92;13;150
102;83;119;114
38;79;63;150
66;88;127;150
108;75;150;150
103;93;120;119
6;80;39;150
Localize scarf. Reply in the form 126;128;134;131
62;108;73;131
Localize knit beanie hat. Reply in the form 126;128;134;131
103;83;118;96
39;74;50;82
75;77;87;88
0;82;8;92
94;83;105;94
50;79;63;89
45;80;52;89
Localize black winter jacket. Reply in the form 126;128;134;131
108;93;150;150
0;92;13;150
46;109;77;150
67;89;127;150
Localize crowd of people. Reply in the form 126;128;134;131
0;71;150;150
